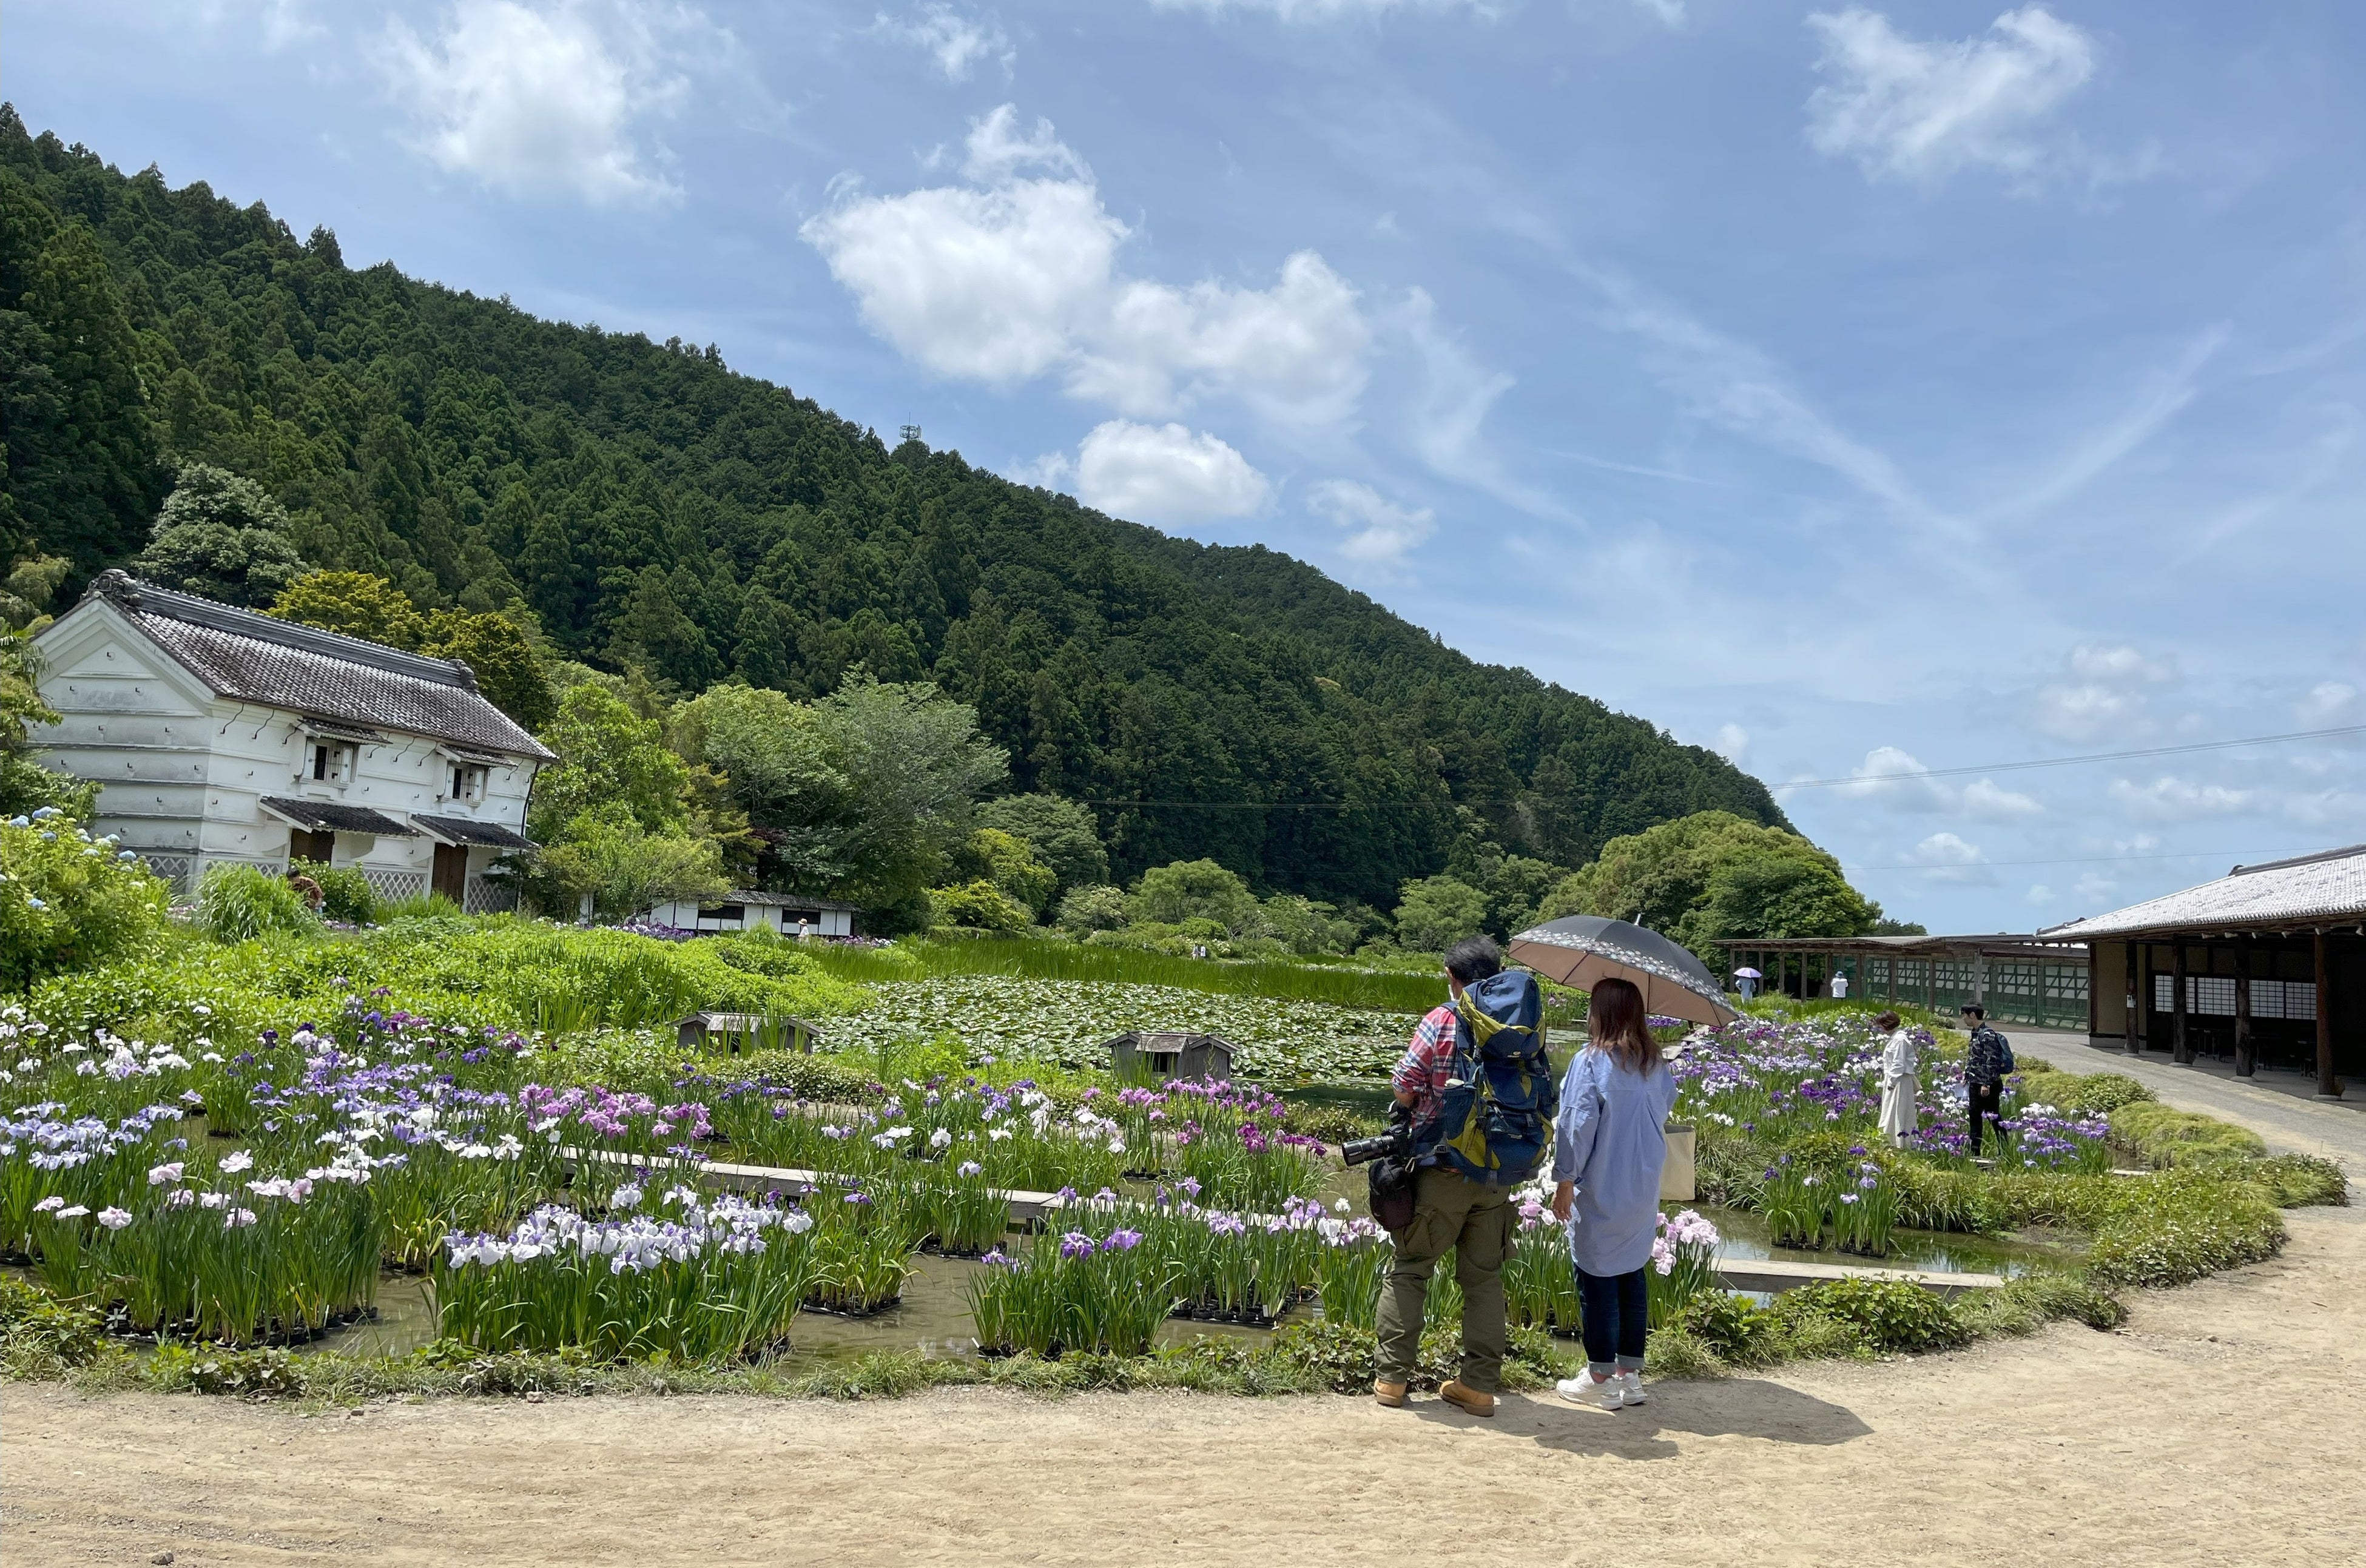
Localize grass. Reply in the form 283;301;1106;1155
798;934;1444;1014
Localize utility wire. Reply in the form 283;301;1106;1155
1836;846;2324;874
1060;723;2365;810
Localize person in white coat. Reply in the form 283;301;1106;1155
1876;1010;1919;1147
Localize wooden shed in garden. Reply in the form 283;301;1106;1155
675;1012;824;1055
1105;1031;1235;1083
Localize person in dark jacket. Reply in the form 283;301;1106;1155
1961;1004;2013;1156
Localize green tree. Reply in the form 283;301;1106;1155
948;826;1056;919
135;464;308;607
1535;809;1878;964
929;879;1031;934
535;802;730;921
669;682;852;888
269;570;428;648
976;792;1108;892
423;608;556;733
529;684;695;840
1261;893;1361;957
0;183;162;572
1055;883;1129;934
1392;874;1489;955
0;628;96;818
1129;858;1267;938
814;676;1007;929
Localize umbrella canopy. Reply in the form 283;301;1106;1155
1509;915;1741;1028
1732;967;1762;980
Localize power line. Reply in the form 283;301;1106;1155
1837;846;2318;875
1774;724;2366;790
1056;722;2366;810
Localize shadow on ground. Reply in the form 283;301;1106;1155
1402;1378;1873;1459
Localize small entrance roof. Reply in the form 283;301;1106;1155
258;797;417;836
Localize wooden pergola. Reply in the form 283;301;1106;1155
1720;934;2091;1031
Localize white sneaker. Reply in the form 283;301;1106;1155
1556;1373;1623;1410
1616;1371;1646;1407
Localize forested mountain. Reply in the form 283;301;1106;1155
0;108;1787;907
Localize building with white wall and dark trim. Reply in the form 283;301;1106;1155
29;571;551;911
2044;844;2366;1098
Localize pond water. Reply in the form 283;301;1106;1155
1694;1206;2082;1280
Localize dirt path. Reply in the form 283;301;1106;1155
8;1202;2365;1567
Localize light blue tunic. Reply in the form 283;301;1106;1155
1551;1046;1678;1277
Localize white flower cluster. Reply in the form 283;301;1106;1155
443;1194;815;1274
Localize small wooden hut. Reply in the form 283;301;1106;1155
675;1012;824;1055
1105;1031;1235;1083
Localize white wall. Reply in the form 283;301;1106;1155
645;898;855;937
33;599;536;903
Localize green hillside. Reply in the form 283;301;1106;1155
0;107;1785;906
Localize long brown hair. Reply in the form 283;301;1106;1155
1587;978;1660;1076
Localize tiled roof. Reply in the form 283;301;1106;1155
2045;844;2366;939
89;572;554;760
411;813;535;850
259;797;419;836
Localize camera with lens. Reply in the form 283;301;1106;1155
1341;1102;1414;1167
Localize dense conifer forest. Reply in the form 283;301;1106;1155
0;107;1787;909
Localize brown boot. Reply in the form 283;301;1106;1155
1373;1381;1408;1408
1440;1381;1495;1418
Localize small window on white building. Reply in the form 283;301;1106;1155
447;763;489;803
306;741;356;785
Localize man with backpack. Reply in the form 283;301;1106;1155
1962;1003;2015;1156
1373;936;1557;1418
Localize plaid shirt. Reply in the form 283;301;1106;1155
1392;1004;1461;1127
1965;1025;2013;1085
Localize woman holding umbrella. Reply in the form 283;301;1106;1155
1551;977;1677;1410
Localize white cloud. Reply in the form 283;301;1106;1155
1909;830;1991;883
2032;642;2174;742
1805;5;2095;185
1071;420;1271;525
2026;883;2054;905
183;0;318;49
1962;776;2044;821
804;106;1369;430
1395;289;1568;519
1306;480;1435;564
1835;745;1952;812
1633;0;1685;24
1150;0;1500;20
2072;870;2118;904
379;1;715;206
1714;724;1750;765
2109;775;2256;823
2298;681;2362;726
877;4;1012;81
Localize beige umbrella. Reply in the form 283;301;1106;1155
1508;915;1741;1028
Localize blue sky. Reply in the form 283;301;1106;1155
16;0;2366;933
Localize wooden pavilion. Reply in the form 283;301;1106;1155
2044;844;2366;1095
1719;934;2091;1031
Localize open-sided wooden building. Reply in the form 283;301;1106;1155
2046;844;2366;1095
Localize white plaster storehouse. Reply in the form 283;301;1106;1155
30;571;554;908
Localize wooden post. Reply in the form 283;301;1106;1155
1925;956;1936;1016
2316;930;2339;1099
2172;942;2191;1065
2234;946;2254;1078
2131;941;2148;1055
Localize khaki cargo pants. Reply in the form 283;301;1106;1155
1373;1166;1515;1393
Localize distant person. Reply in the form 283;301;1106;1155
1876;1011;1918;1148
795;917;812;941
1552;976;1677;1411
1373;936;1555;1420
1735;969;1758;1001
1961;1004;2015;1156
1829;971;1849;1000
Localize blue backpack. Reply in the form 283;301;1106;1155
1421;970;1559;1187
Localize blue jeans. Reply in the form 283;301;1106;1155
1577;1265;1648;1374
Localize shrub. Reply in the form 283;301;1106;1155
1055;883;1128;934
0;810;171;988
2111;1102;2267;1169
0;1276;106;1375
292;859;378;924
379;892;465;922
1775;1277;1970;1353
1952;1274;2126;1339
929;879;1031;935
2086;1169;2285;1289
2017;1069;2152;1115
1671;1290;1779;1366
149;1343;308;1398
2243;1153;2348;1208
197;862;318;943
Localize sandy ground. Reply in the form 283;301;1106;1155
6;1202;2363;1567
